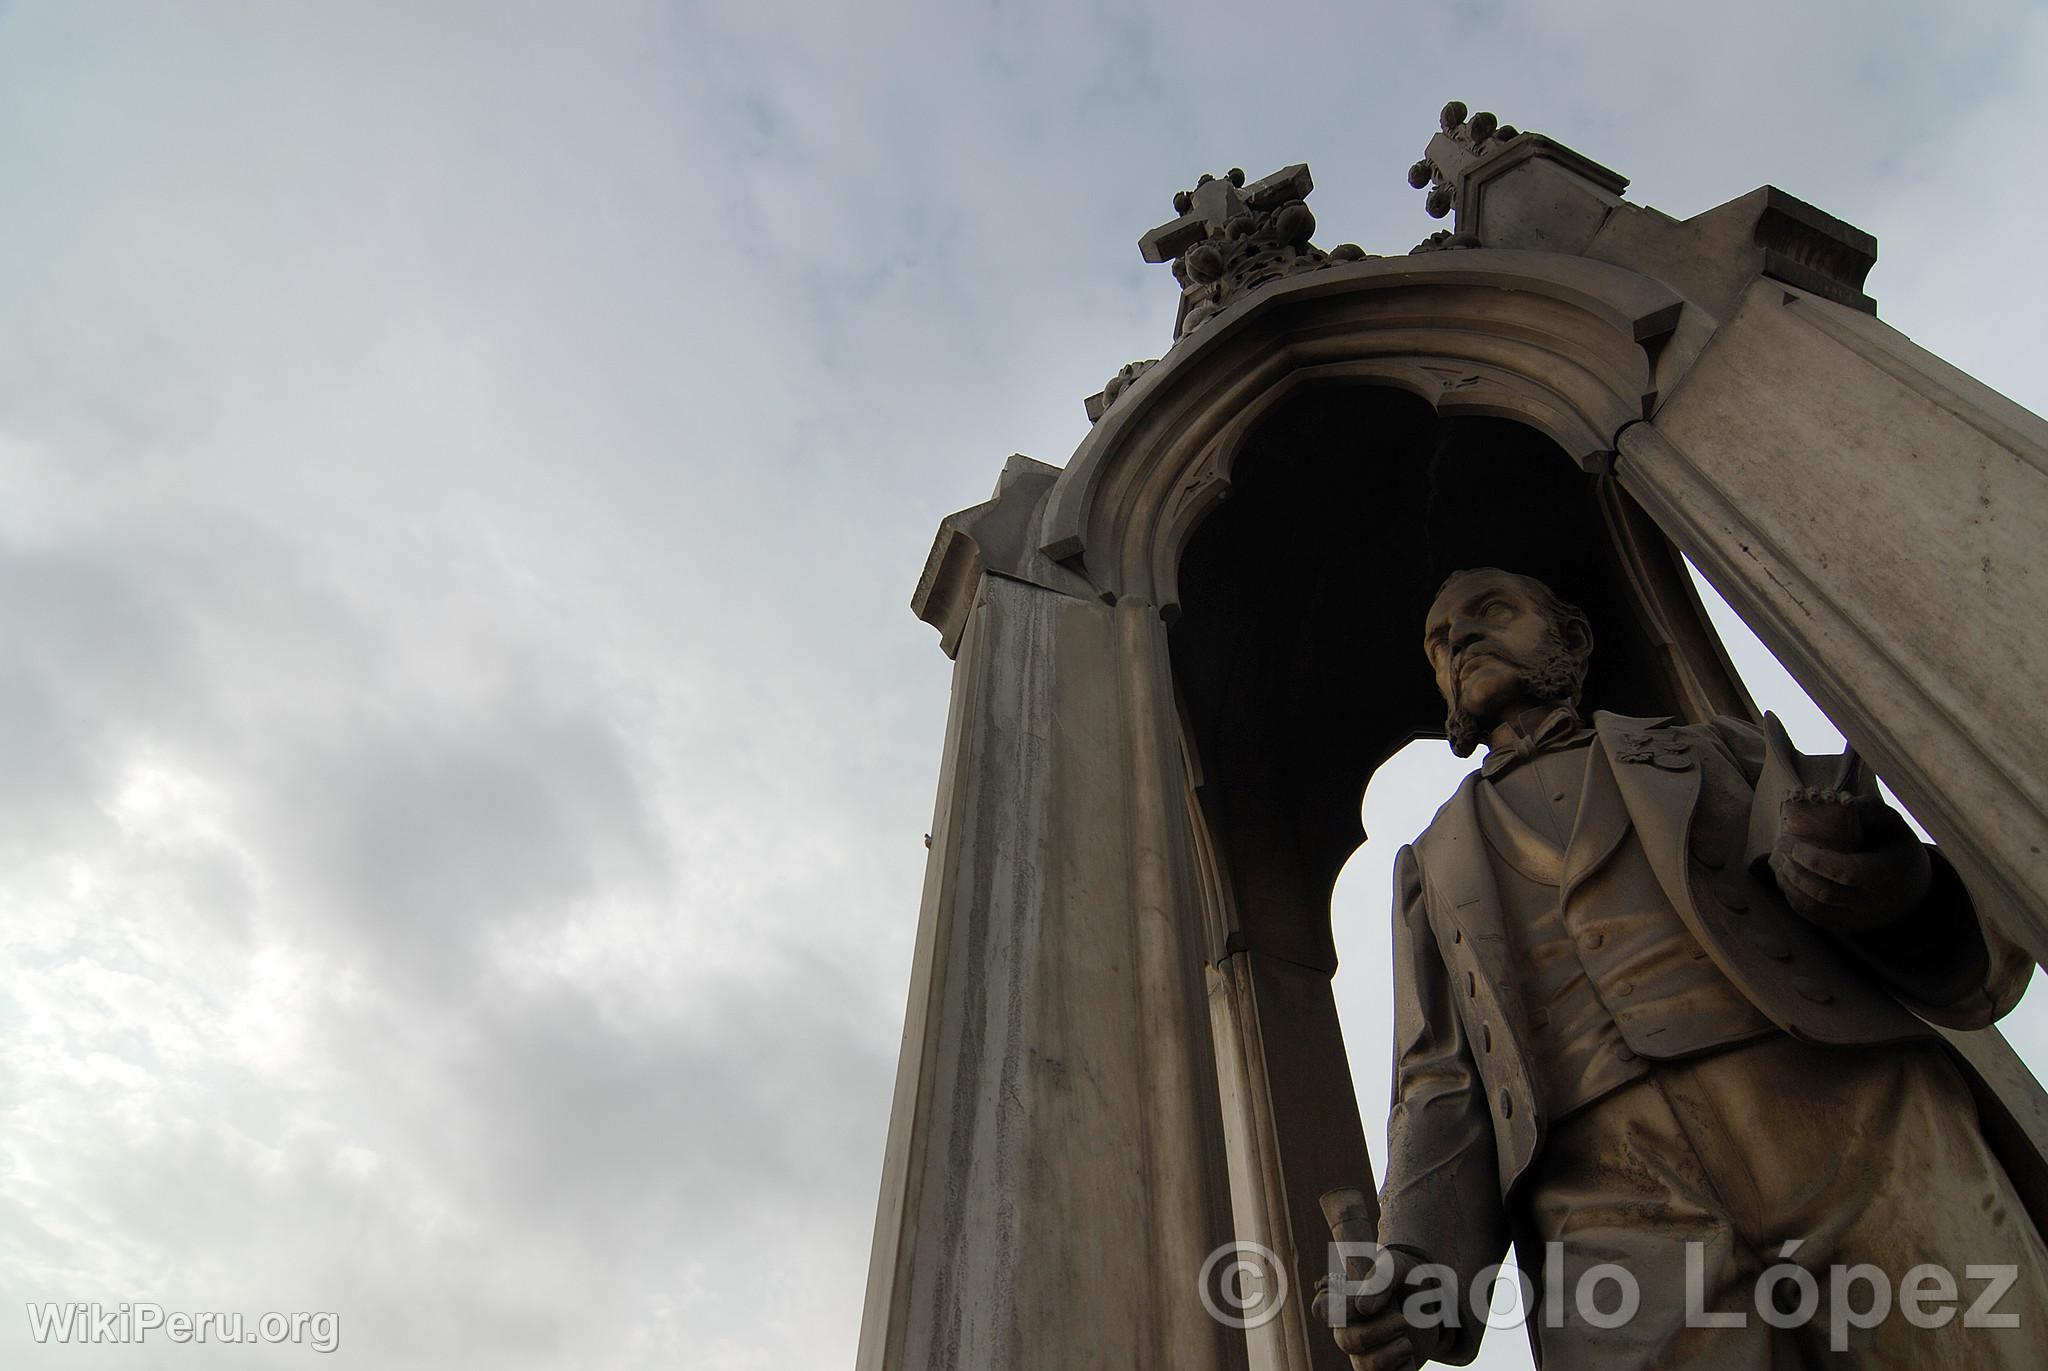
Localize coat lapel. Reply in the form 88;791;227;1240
1558;743;1628;900
1590;711;1702;918
1416;771;1516;987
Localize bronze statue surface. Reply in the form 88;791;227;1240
1320;568;2045;1369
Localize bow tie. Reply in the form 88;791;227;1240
1480;708;1591;779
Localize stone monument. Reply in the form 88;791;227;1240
858;104;2048;1370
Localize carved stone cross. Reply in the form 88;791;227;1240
1123;162;1367;356
1139;164;1315;264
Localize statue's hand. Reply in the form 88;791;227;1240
1770;787;1931;934
1311;1248;1447;1371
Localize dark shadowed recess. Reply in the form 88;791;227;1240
1172;383;1701;969
1166;384;1736;1353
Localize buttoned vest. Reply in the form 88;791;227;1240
1477;740;1774;1121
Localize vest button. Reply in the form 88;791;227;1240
1616;980;1635;997
1582;931;1605;950
1693;847;1727;871
1721;886;1750;914
1615;1045;1637;1061
1795;978;1835;1004
1499;1089;1514;1119
1754;934;1793;962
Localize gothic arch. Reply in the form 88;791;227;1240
1035;255;1751;1370
1039;250;1689;614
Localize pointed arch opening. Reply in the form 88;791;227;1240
1165;382;1751;1368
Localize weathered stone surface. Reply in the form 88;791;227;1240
1622;277;2048;961
1408;99;1626;255
912;454;1095;656
1416;100;1878;321
860;574;1240;1370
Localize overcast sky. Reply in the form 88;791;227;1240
1;3;2045;1368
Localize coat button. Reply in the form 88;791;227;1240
1754;934;1792;962
1616;980;1634;997
1693;846;1726;871
1616;1045;1637;1061
1499;1089;1514;1119
1795;978;1835;1004
1582;931;1605;950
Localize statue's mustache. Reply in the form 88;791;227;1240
1442;636;1588;758
1454;644;1526;683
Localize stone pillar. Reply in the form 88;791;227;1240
1618;279;2048;961
857;459;1243;1370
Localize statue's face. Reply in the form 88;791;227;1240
1423;570;1566;728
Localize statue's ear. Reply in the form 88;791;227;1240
1562;615;1594;660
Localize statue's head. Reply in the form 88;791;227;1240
1423;568;1593;756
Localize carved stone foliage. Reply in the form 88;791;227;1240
1410;229;1483;255
1088;164;1377;424
1408;100;1521;222
1085;358;1159;424
1140;164;1372;343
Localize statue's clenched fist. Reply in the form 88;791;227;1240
1313;1247;1450;1371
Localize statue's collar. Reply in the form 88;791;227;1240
1480;705;1591;779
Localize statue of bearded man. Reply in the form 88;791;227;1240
1318;567;2044;1370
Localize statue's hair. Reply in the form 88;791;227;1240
1433;569;1596;755
1432;568;1592;647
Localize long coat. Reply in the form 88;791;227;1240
1376;710;2033;1357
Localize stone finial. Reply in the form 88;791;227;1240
1408;101;1522;224
1135;163;1373;346
1407;100;1629;255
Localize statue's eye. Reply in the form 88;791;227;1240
1483;598;1512;618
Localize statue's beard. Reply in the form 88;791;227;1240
1445;638;1588;757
